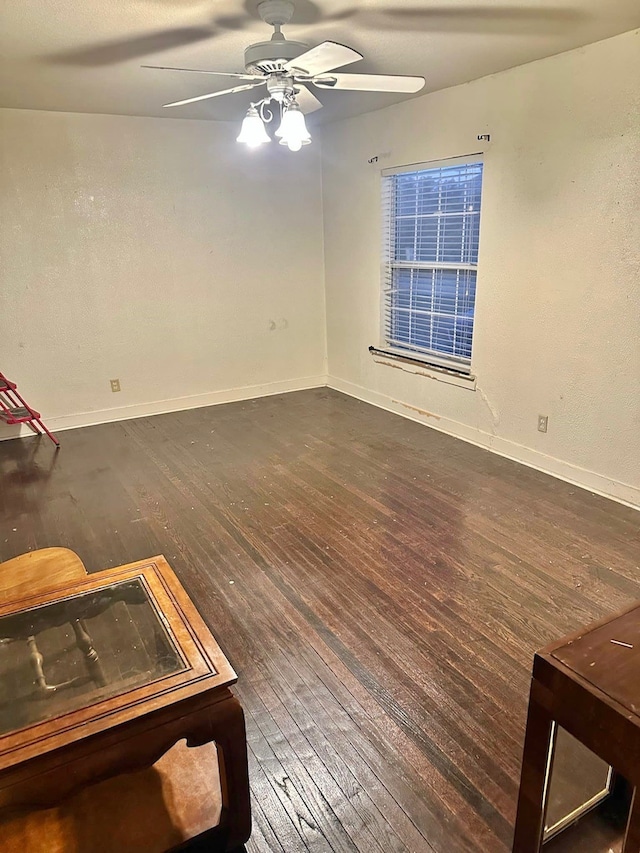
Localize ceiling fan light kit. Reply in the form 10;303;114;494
144;0;426;152
236;104;272;147
236;98;311;151
276;102;311;151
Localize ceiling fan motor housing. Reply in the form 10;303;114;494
257;0;295;27
244;37;309;74
246;0;309;74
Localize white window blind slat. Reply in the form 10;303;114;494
381;157;484;371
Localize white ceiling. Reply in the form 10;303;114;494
1;0;639;125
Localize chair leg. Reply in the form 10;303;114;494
72;619;106;687
27;635;52;695
34;417;60;447
26;633;94;695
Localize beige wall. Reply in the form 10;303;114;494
0;109;326;433
321;29;640;508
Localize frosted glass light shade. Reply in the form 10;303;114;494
237;107;271;147
276;103;311;151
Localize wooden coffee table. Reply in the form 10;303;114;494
0;556;251;852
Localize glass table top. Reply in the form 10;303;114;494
0;578;186;737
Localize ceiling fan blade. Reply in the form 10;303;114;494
143;64;260;81
44;28;214;66
285;41;363;77
294;85;323;115
313;73;425;94
163;81;266;109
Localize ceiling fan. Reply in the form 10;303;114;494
143;0;425;151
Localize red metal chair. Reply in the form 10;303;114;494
0;373;59;446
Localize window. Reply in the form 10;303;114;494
381;156;484;373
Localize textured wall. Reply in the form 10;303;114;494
0;109;326;430
322;29;640;506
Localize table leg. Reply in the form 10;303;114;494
513;685;556;853
623;788;640;853
208;693;252;851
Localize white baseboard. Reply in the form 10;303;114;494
4;371;637;512
328;375;640;512
0;375;328;439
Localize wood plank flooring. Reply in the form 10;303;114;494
0;388;638;852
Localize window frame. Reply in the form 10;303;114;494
379;153;484;376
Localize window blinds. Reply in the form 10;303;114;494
381;157;484;372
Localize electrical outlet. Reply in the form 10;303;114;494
110;379;121;393
538;415;548;433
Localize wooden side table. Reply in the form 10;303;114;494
0;556;251;852
513;602;640;852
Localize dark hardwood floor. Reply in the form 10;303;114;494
1;388;638;852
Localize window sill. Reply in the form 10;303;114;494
369;347;477;390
